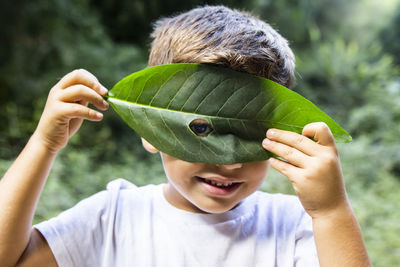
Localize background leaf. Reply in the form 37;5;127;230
108;63;351;164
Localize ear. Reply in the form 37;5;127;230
141;138;159;153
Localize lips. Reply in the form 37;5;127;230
196;176;243;196
202;178;236;187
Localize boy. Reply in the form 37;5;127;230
0;5;371;267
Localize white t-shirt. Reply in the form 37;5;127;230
34;179;319;267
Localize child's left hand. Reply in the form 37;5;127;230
262;122;349;219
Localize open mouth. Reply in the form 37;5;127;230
196;176;242;195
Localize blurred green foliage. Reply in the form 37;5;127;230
1;0;400;265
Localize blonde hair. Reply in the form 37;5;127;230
148;6;296;88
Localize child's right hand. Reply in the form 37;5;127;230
33;69;109;153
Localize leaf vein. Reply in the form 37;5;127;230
215;81;248;116
193;76;228;113
166;70;197;108
109;97;303;130
179;72;207;111
159;111;195;155
236;90;263;118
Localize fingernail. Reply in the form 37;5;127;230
267;129;275;137
102;99;109;107
100;85;108;95
262;139;270;146
96;112;103;119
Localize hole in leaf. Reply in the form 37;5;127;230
189;119;213;137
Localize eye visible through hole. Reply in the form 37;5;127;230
189;119;213;137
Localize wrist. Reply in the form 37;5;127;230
311;199;372;267
29;131;61;156
311;199;356;225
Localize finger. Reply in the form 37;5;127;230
266;128;320;156
57;69;108;96
62;103;104;121
60;85;109;110
262;138;311;168
268;157;301;183
302;122;336;147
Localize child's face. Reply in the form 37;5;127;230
160;152;269;214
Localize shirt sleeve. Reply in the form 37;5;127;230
34;188;115;267
294;210;320;267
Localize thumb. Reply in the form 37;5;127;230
302;122;335;147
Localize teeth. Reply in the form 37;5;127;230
205;179;234;187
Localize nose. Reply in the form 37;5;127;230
217;163;243;170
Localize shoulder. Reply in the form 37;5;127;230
36;179;162;230
105;178;160;193
60;179;152;213
104;178;162;204
101;179;163;218
249;191;310;230
252;190;304;212
33;179;164;266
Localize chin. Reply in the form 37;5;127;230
196;202;237;214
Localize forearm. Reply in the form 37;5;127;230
0;133;57;265
312;203;371;267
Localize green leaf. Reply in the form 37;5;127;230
107;63;351;164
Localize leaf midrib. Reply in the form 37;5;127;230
108;97;303;130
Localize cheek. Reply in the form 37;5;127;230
161;158;186;184
160;153;202;185
247;161;269;185
251;161;269;176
